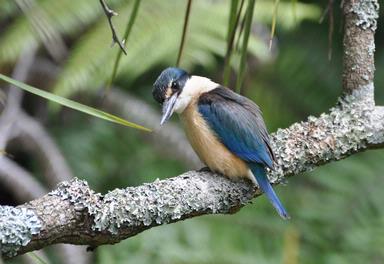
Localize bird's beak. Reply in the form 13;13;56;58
160;93;178;125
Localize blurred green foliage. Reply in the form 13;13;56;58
1;0;384;264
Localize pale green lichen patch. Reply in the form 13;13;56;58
270;84;376;183
348;0;379;31
50;176;253;235
0;206;41;257
50;179;102;213
93;172;253;234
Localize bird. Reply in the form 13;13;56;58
152;67;289;219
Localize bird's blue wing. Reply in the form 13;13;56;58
198;87;288;219
198;87;274;168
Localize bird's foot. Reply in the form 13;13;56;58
197;167;211;173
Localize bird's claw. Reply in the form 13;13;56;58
197;167;211;172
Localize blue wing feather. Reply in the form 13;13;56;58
248;164;289;219
198;87;289;219
198;87;274;168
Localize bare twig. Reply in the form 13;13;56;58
176;0;193;67
107;0;141;91
99;0;127;55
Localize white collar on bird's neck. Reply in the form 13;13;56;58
174;75;218;114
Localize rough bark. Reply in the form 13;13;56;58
342;0;378;93
0;0;381;259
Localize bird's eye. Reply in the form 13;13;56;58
171;81;178;89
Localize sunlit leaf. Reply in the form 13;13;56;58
27;252;49;264
0;73;151;132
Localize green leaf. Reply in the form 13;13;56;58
27;252;49;264
0;73;151;132
235;0;255;93
223;0;244;87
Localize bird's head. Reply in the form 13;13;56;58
152;67;190;125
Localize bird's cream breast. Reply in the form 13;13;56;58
180;101;249;178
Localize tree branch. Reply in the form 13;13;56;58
99;0;127;55
342;0;378;93
0;48;90;264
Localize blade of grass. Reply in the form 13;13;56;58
106;0;141;92
223;0;245;87
235;0;255;93
227;0;239;42
0;74;151;132
269;0;280;50
235;8;247;53
27;252;49;264
176;0;193;67
222;0;238;86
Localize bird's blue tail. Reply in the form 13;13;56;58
249;163;290;219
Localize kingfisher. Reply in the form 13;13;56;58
152;67;289;219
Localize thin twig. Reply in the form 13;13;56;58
106;0;141;92
99;0;127;55
176;0;193;67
